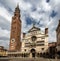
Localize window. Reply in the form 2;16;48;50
25;42;30;44
12;30;15;32
31;36;37;41
41;37;45;39
25;45;30;47
37;41;44;43
14;13;17;16
37;44;44;46
24;49;26;51
17;36;19;38
25;42;30;47
41;48;44;50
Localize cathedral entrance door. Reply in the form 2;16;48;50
30;49;36;57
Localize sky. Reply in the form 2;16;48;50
0;0;60;49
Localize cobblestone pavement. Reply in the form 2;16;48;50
0;57;60;61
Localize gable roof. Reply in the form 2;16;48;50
28;25;40;32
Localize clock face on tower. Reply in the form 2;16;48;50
11;38;15;43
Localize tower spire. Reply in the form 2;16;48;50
14;3;21;18
17;3;19;8
15;3;20;13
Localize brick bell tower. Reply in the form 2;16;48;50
9;4;21;51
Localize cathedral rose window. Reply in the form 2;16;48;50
31;36;37;41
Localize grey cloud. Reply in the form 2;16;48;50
0;16;10;31
0;36;9;41
0;40;9;49
0;0;60;49
0;0;15;10
24;0;41;5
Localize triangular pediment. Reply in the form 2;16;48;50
28;26;40;32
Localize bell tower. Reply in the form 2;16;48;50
9;4;21;51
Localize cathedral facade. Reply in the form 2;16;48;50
21;25;49;57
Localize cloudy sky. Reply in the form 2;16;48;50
0;0;60;49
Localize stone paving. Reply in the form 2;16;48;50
0;57;60;61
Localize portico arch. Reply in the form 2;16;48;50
30;49;36;57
